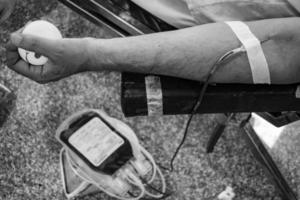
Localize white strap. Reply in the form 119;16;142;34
225;21;271;84
145;76;163;116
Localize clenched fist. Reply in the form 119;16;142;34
6;32;92;83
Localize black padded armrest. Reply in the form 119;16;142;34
121;73;300;116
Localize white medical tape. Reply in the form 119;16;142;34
225;21;271;84
295;85;300;98
145;76;163;116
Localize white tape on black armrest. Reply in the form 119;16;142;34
145;76;163;116
225;21;271;84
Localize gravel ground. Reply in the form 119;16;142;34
0;0;298;200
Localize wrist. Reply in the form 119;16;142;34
81;37;95;71
83;37;113;72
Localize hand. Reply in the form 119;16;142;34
6;32;91;83
0;0;16;23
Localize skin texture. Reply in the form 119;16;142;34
0;0;16;23
6;31;89;83
6;17;300;84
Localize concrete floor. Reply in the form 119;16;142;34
0;0;298;199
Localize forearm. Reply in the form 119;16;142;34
86;17;300;84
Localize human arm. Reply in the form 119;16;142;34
85;17;300;84
6;17;300;84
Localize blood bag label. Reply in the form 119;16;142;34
69;117;124;166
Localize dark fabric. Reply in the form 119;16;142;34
129;1;176;32
185;0;299;24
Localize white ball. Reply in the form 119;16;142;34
18;20;62;66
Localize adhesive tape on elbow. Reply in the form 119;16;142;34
225;21;271;84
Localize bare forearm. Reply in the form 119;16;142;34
86;17;300;84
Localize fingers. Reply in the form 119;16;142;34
5;28;23;52
5;28;30;66
5;38;17;51
9;59;45;82
6;51;18;66
10;33;59;58
5;28;85;84
5;32;64;84
5;38;19;66
8;59;63;84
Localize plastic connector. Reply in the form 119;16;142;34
217;186;235;200
131;157;152;178
112;177;131;196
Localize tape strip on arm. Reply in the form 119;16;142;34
225;21;271;84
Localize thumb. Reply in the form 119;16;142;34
10;33;58;57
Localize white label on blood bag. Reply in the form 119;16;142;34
69;117;124;167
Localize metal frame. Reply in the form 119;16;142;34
59;0;153;36
242;125;298;200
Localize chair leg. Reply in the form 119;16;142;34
241;124;297;200
206;113;234;153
